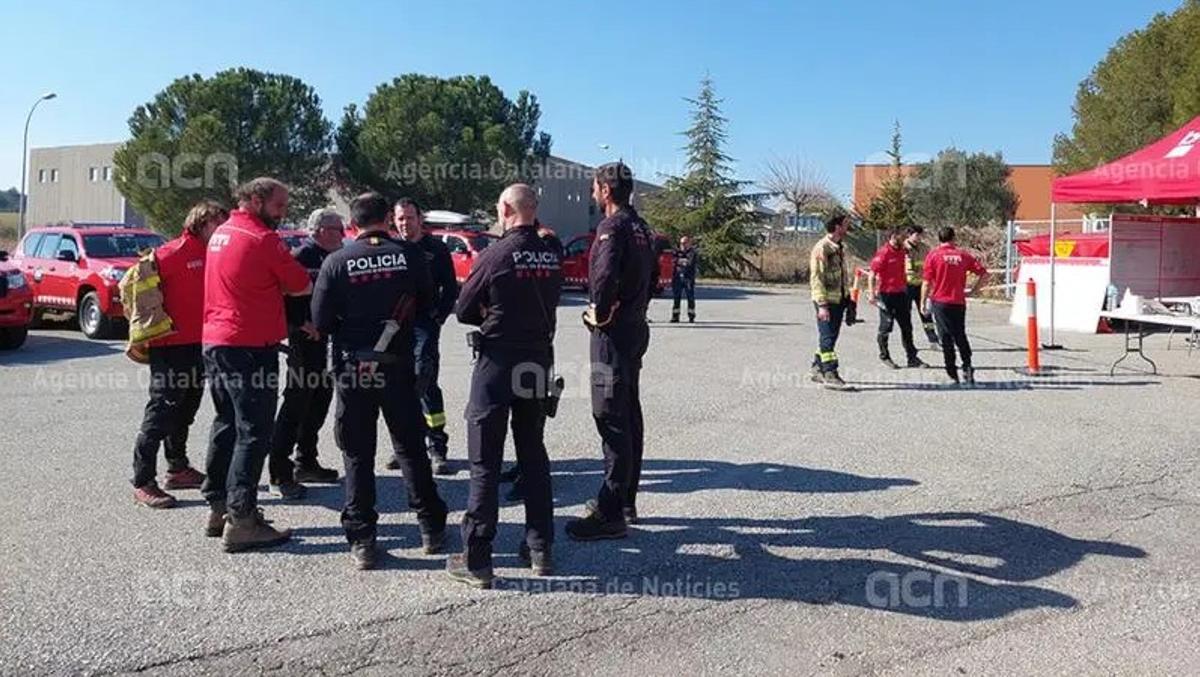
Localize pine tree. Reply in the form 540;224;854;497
644;75;760;275
859;122;914;231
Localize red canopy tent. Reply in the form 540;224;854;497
1038;116;1200;343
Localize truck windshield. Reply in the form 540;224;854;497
82;233;165;258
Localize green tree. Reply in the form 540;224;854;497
908;148;1018;228
0;188;21;212
335;74;552;213
1053;0;1200;174
858;122;913;231
644;75;760;275
113;68;332;236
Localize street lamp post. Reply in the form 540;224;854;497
19;92;57;238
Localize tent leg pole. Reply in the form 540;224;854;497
1044;203;1064;350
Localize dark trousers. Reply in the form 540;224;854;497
877;291;918;362
201;346;279;518
591;322;649;521
269;333;333;481
908;284;938;341
462;351;554;570
335;361;447;543
672;275;695;317
931;302;973;378
812;301;846;373
131;344;205;488
414;322;449;455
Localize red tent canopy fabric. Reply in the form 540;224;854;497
1052;116;1200;204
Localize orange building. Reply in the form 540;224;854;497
851;163;1087;223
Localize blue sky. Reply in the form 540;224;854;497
0;0;1184;201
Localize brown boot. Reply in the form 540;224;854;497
222;511;291;553
205;502;227;538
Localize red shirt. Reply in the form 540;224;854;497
923;243;987;305
869;242;908;294
202;210;310;347
152;232;206;347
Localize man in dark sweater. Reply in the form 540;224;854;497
268;208;345;496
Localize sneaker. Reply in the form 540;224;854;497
133;484;177;509
504;480;526;503
518;542;554;576
351;538;377;570
205;502;227;538
963;367;976;386
294;463;339;484
669;315;679;323
584;498;638;526
445;553;494;589
163;467;205;490
269;480;307;501
499;465;521;484
223;512;291;553
429;450;452;476
565;511;627;541
906;356;928;368
810;365;823;383
822;371;849;391
688;315;696;324
880;357;900;369
421;527;446;555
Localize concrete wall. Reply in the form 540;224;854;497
27;143;130;227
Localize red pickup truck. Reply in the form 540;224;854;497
0;249;33;349
561;232;674;294
13;226;165;339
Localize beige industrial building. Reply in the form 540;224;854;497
25;143;657;240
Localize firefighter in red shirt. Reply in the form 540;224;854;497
868;228;926;369
131;201;229;509
921;226;989;385
201;178;312;552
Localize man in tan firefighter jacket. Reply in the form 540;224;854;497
809;214;852;389
904;225;940;345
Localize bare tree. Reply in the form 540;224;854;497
759;154;837;219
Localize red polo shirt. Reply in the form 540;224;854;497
923;243;987;305
869;242;908;294
152;232;206;347
203;210;310;347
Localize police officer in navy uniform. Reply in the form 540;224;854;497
446;184;562;588
390;198;458;476
670;235;698;323
311;192;449;570
566;162;656;541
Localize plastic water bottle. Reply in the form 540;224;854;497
1107;284;1119;310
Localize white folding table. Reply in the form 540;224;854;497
1099;310;1200;375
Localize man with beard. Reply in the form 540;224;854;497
201;178;311;551
566;162;656;541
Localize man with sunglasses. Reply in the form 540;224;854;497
268;208;345;498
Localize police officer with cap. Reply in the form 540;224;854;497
446;183;562;588
566;162;656;541
311;192;449;570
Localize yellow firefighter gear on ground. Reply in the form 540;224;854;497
118;250;176;362
809;235;849;305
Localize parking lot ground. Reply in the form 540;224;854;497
1;285;1198;675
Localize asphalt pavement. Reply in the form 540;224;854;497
1;285;1197;675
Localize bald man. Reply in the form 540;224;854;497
446;184;563;588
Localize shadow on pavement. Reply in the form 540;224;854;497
494;511;1144;621
0;332;122;365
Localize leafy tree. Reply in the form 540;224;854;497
335;74;552;212
1053;0;1200;174
0;188;21;212
644;75;760;275
857;122;913;231
113;68;332;235
908;148;1018;228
